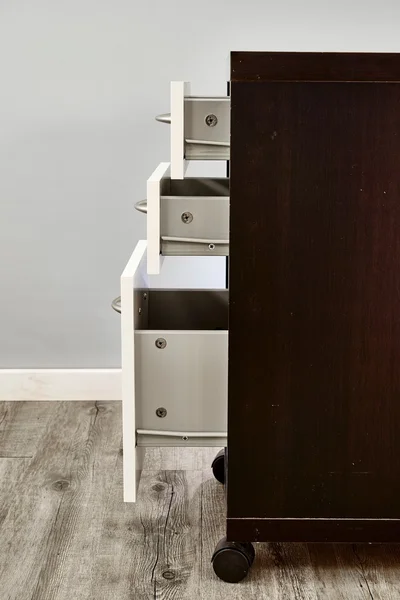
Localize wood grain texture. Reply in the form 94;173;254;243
229;63;400;539
349;544;400;599
30;402;122;600
0;457;31;525
227;519;400;544
143;446;221;471
231;51;400;82
95;454;205;599
2;402;400;598
133;469;203;599
0;401;56;457
307;544;367;600
0;401;117;600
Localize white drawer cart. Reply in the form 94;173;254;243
113;82;231;496
113;82;256;583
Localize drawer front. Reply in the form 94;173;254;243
145;163;229;273
146;162;170;275
120;240;148;502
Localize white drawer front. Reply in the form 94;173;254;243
120;240;148;502
146;162;170;275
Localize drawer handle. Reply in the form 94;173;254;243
111;296;121;313
155;113;171;124
134;199;147;214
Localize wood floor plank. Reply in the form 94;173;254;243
29;401;122;600
95;461;204;600
249;543;317;600
0;401;102;600
0;457;31;526
345;543;400;600
144;446;222;471
0;401;57;457
307;543;371;600
143;469;203;600
93;449;149;600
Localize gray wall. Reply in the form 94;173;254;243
0;0;398;368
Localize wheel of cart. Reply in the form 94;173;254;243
211;537;255;583
211;448;226;484
210;448;255;582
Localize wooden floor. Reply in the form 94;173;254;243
1;402;400;599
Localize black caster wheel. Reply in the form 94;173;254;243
212;536;255;583
211;449;225;484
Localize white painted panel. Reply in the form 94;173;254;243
146;162;169;275
170;81;190;179
0;369;121;401
135;331;227;434
121;240;148;502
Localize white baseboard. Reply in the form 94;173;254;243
0;369;122;401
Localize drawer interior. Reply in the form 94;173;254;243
160;177;229;198
139;289;228;331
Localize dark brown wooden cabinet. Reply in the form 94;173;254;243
226;52;400;547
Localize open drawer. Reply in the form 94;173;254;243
156;82;230;179
143;162;229;274
120;241;227;502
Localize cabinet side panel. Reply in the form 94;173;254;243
228;80;400;521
